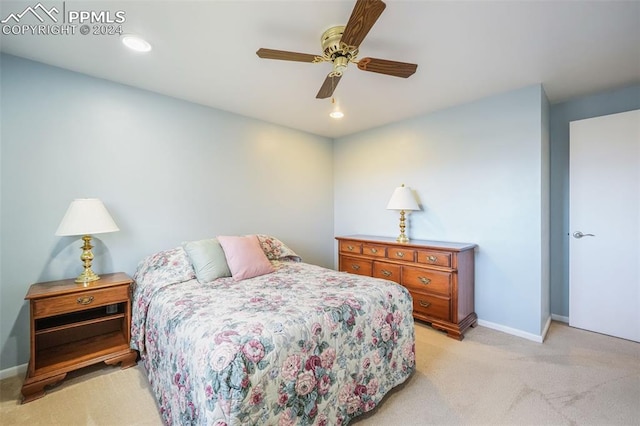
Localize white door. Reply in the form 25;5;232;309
569;109;640;342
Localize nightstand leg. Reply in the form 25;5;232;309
21;372;66;404
104;350;137;369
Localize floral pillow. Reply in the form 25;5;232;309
255;234;302;262
133;246;196;287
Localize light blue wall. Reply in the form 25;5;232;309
334;85;549;337
0;54;334;370
549;84;640;317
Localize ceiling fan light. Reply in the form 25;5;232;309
330;97;344;119
334;56;349;74
121;35;152;52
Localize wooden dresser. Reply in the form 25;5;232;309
336;235;477;340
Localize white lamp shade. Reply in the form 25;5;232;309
55;198;120;236
386;185;420;211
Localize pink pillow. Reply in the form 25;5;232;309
217;235;275;280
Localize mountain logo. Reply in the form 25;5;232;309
1;2;59;24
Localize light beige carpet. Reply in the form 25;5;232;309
1;321;638;425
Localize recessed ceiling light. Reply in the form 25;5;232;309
121;35;152;52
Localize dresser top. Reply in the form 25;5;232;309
336;235;477;252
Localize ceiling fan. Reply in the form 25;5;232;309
256;0;418;99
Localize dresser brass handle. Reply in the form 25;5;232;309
418;277;431;285
419;300;431;308
381;269;392;277
347;245;354;251
77;296;94;305
370;248;378;254
396;252;405;258
427;255;438;263
351;264;360;271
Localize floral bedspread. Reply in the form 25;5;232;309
131;247;415;425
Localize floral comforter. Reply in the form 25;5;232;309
131;246;415;425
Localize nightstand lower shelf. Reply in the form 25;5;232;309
34;330;131;374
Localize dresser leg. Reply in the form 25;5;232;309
21;372;67;404
428;312;478;340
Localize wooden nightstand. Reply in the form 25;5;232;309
21;272;137;403
336;235;477;340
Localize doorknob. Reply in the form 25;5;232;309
573;231;595;239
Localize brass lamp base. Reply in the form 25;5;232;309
396;210;410;244
76;235;101;283
396;234;409;244
75;268;100;283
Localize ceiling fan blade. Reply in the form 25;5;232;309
357;57;417;78
341;0;386;48
256;48;318;63
316;74;342;99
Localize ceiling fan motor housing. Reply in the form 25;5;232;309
321;26;346;57
321;26;358;76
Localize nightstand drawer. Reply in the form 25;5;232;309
33;286;129;318
402;267;451;296
339;241;362;255
340;256;372;276
373;262;401;283
410;292;450;321
417;250;452;268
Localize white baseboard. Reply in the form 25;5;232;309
478;318;549;343
0;363;26;380
551;314;569;323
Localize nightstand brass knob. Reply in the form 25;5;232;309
347;245;354;251
428;255;437;263
381;269;392;277
419;300;431;308
77;296;94;305
370;248;378;253
418;277;431;285
351;264;360;270
396;252;405;258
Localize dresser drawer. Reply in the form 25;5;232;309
33;286;129;318
339;241;362;255
387;247;416;262
402;267;451;296
363;244;386;258
373;262;401;283
417;250;451;268
340;256;372;276
410;291;451;321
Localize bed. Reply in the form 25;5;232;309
131;235;415;425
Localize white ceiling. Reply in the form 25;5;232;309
1;0;639;138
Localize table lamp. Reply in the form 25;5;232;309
386;184;420;243
55;198;119;283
